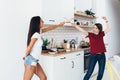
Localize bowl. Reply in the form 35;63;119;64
51;48;57;52
48;51;57;54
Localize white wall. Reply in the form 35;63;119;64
0;0;41;80
92;0;120;58
93;0;106;17
105;0;120;58
74;0;92;11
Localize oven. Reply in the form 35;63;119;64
84;49;91;73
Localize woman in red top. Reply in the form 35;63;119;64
71;17;111;80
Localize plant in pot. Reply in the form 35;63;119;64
85;9;96;17
42;39;50;50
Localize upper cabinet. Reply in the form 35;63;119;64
41;0;74;25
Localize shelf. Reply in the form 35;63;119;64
44;23;94;28
43;22;72;27
78;25;94;28
74;13;96;20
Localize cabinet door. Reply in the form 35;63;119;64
53;55;72;80
42;0;74;25
70;52;84;80
39;55;54;80
61;0;74;21
42;0;62;24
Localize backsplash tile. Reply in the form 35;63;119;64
41;26;89;46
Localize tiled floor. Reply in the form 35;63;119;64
90;55;120;80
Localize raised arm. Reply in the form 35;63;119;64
68;18;88;36
102;17;112;34
74;25;88;36
42;22;65;33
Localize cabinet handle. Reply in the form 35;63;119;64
49;20;55;22
76;53;80;56
84;54;91;57
84;50;90;53
60;57;66;60
72;61;74;68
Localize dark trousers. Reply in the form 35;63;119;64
83;53;106;80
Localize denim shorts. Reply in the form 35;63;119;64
24;55;39;66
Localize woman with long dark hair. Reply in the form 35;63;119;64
23;16;65;80
71;17;111;80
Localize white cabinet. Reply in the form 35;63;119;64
53;52;84;80
40;51;84;80
41;0;74;25
39;56;54;80
53;55;72;80
70;52;84;80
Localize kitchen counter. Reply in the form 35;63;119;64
41;48;89;57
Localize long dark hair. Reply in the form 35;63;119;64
27;16;41;46
95;23;103;35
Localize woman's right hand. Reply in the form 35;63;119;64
64;18;73;23
58;22;65;26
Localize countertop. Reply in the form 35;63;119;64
41;48;89;57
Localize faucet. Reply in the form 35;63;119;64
70;39;76;48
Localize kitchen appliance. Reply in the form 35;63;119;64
84;49;91;73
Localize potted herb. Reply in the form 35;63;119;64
85;9;96;17
42;39;50;50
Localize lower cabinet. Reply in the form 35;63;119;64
53;56;72;80
40;51;84;80
70;53;84;80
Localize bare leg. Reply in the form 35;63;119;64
23;65;36;80
35;63;47;80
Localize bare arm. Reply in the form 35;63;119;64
23;38;37;59
42;22;65;33
102;17;112;34
104;22;111;34
71;23;88;36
